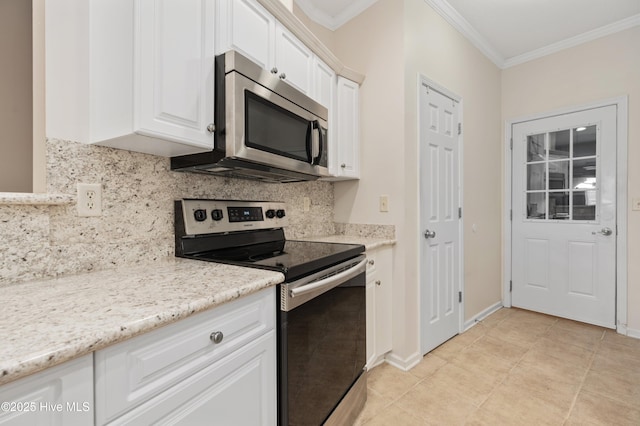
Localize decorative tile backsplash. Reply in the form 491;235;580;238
0;139;336;287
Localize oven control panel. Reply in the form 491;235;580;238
178;199;288;235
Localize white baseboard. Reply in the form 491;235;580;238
463;301;503;331
626;327;640;339
384;351;422;372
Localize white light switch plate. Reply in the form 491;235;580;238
633;198;640;211
379;195;389;212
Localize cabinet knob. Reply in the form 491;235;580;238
270;67;278;74
375;280;381;286
368;260;375;265
210;331;224;344
279;73;286;80
207;123;215;134
341;163;346;168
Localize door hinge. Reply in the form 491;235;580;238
458;291;462;303
458;123;462;135
509;280;513;292
510;138;513;150
458;207;462;219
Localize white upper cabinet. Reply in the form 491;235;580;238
215;0;274;69
216;0;314;96
330;76;360;179
46;0;215;157
312;58;336;110
273;24;313;95
135;0;215;151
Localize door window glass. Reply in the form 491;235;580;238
524;125;598;221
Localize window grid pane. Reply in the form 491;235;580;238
525;126;597;222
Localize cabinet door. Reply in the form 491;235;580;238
312;58;335;109
374;248;393;356
108;332;276;426
274;23;313;95
95;287;274;425
365;247;393;368
0;355;93;426
365;257;378;368
333;77;360;178
135;0;215;153
216;0;274;69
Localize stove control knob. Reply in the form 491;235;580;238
194;209;207;222
211;209;224;221
266;209;276;219
276;209;286;218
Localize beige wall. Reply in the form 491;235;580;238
330;0;409;358
0;0;33;193
317;0;503;361
404;0;503;323
502;27;640;332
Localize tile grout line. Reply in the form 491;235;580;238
467;317;558;422
561;329;604;424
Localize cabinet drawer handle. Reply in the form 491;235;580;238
270;67;278;74
341;163;346;168
279;73;286;80
207;123;215;134
375;280;381;286
368;260;375;265
210;331;224;344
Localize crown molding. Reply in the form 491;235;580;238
503;13;640;68
295;0;379;31
423;0;505;68
424;0;640;69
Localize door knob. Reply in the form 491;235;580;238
592;227;613;236
424;229;436;239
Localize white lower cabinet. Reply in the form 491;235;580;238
0;355;94;426
95;287;276;425
366;247;393;368
105;332;275;425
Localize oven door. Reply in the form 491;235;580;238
278;255;367;425
225;71;329;176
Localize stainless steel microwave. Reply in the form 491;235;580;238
171;50;329;183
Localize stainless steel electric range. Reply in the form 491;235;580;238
175;199;367;425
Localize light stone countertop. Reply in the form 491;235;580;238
295;235;396;251
0;258;284;386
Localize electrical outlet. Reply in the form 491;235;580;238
303;197;311;212
379;195;389;212
77;183;102;217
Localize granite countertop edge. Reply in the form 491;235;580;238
295;235;397;251
0;259;285;386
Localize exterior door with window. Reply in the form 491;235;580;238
511;105;616;328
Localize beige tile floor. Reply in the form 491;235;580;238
355;307;640;425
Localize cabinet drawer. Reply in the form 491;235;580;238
107;331;276;426
95;287;275;425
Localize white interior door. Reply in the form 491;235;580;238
420;84;461;355
511;106;617;328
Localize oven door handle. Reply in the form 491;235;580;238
290;258;367;298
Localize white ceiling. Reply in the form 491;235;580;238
295;0;640;68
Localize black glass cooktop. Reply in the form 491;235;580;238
189;240;364;281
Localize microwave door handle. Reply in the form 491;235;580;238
305;121;313;162
312;121;324;165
